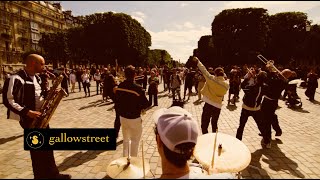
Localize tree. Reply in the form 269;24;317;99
39;32;69;68
212;8;269;65
197;35;215;67
266;12;310;65
147;49;172;67
81;12;151;66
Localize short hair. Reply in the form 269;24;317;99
154;126;195;168
125;65;136;80
214;67;224;76
162;142;195;168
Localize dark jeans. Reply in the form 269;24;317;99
236;109;264;140
149;94;158;106
77;80;82;91
114;110;121;138
261;99;282;144
30;150;59;179
201;103;221;134
83;82;90;96
96;81;100;94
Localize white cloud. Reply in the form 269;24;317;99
131;11;147;24
183;22;195;29
149;26;211;63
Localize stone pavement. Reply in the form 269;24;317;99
0;81;320;179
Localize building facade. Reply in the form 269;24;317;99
0;1;80;78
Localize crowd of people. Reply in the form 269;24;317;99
1;53;319;179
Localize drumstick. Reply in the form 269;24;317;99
210;128;218;174
141;140;146;179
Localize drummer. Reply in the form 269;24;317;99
153;106;234;179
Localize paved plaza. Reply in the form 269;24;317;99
0;81;320;179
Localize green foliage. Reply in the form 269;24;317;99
212;8;269;65
147;49;172;67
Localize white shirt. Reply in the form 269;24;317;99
94;73;101;81
30;76;44;111
202;96;222;109
82;73;90;83
69;73;76;83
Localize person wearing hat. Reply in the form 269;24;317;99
153;106;234;179
192;56;229;134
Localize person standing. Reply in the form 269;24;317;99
196;70;206;101
193;56;229;134
81;69;91;97
170;68;182;101
94;69;101;95
76;67;83;92
305;68;319;101
2;54;71;179
114;65;150;157
69;70;76;93
148;71;159;106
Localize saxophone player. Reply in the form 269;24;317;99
2;54;71;179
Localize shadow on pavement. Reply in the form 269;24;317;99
193;99;203;106
226;104;237;111
58;150;105;172
0;134;23;145
310;100;320;105
248;139;305;179
288;107;310;113
63;96;85;101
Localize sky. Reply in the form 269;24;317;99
60;1;320;63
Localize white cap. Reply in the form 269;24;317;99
153;106;199;154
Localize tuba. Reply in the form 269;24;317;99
29;75;67;128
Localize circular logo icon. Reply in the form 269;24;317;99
26;131;44;149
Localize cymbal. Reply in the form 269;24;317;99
288;79;304;85
106;157;150;179
194;133;251;173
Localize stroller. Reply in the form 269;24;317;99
285;83;302;108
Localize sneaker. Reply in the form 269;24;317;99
53;174;71;179
275;131;282;136
266;143;271;149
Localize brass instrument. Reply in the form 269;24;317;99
257;54;288;81
30;75;67;128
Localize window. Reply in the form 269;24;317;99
31;21;38;30
31;32;39;40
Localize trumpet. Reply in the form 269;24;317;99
257;54;287;81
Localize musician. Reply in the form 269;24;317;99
193;56;229;134
153;106;234;179
260;63;289;149
236;70;266;140
2;54;71;179
114;65;150;157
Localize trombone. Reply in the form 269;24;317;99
257;54;287;81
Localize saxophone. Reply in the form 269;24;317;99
29;74;67;128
